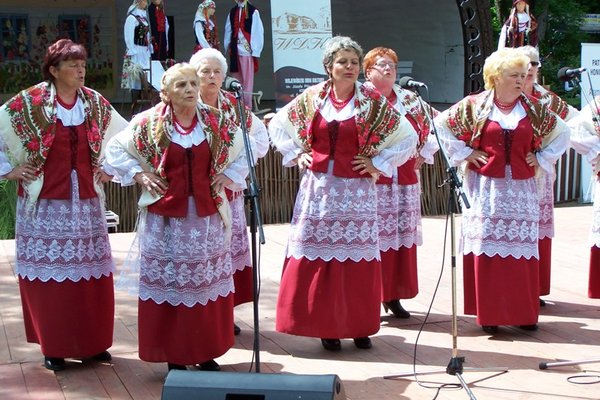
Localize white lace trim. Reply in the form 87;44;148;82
15;177;113;282
536;170;555;239
377;182;422;251
286;169;381;262
230;195;251;271
138;206;234;307
461;168;539;259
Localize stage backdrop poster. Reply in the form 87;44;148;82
270;0;332;109
579;43;600;202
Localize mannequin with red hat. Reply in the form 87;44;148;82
498;0;538;49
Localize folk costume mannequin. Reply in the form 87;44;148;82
121;0;153;105
435;48;570;334
498;0;539;49
148;0;169;61
568;97;600;299
193;0;220;53
269;36;418;351
0;39;128;371
106;63;247;371
363;47;439;320
190;48;270;335
223;0;264;106
518;45;577;306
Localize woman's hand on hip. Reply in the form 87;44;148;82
466;149;488;168
134;171;167;197
5;163;36;183
212;174;233;193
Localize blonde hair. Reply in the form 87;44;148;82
483;48;529;90
159;63;199;103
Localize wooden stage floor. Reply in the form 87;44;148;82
1;203;599;399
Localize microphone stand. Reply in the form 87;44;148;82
384;86;507;400
232;87;266;373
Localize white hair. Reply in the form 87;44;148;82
189;48;228;75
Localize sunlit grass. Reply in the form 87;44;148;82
0;180;17;239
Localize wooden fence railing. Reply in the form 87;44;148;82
104;149;452;232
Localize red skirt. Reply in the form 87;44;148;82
463;253;539;326
380;246;418;301
138;294;234;365
589;246;600;298
19;275;114;358
538;238;552;295
233;265;254;306
276;256;381;339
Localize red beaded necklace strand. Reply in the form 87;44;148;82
173;114;198;135
494;97;520;111
56;95;77;110
386;91;397;104
329;89;354;110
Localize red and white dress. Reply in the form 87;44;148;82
105;102;246;365
569;96;600;298
530;83;576;297
0;83;127;359
211;91;269;307
436;91;570;327
268;80;417;339
371;85;439;303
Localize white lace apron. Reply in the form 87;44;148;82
377;179;422;252
461;166;540;260
138;198;234;307
16;170;113;282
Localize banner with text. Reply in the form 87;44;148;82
579;43;600;202
270;0;332;109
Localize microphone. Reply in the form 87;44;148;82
225;76;243;92
557;67;587;81
399;76;426;89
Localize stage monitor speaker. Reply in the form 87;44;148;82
161;371;346;400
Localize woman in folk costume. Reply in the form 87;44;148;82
148;0;169;61
569;96;600;298
190;48;269;335
518;45;577;306
498;0;538;49
105;63;246;371
363;47;439;319
435;48;570;333
223;0;264;106
193;0;220;53
0;39;128;371
269;36;418;351
121;0;153;103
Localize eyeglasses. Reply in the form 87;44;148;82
530;61;540;66
373;61;397;70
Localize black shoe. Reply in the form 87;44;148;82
167;363;187;371
92;351;112;362
198;359;221;371
44;357;66;371
482;325;498;334
353;337;372;349
383;300;411;319
320;338;341;351
539;298;546;307
233;323;241;336
519;324;538;331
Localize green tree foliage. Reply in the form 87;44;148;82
0;180;17;239
491;0;600;107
